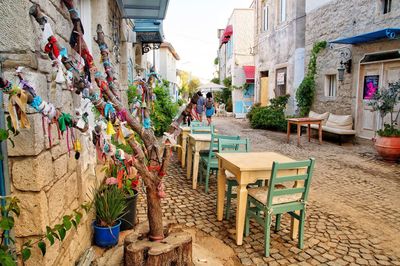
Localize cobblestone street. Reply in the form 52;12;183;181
138;117;400;265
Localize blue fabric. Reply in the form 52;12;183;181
30;96;42;111
196;97;205;113
143;117;151;129
330;28;400;44
104;102;115;118
206;107;215;117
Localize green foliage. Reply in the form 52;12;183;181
127;84;139;106
177;70;201;96
368;80;400;137
151;80;179;136
211;77;220;84
296;41;327;116
247;95;290;132
0;196;90;264
214;57;219;65
223;77;232;87
94;185;127;227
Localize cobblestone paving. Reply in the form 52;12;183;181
137;117;400;265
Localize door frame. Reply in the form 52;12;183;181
355;50;400;139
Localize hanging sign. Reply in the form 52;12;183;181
277;72;285;85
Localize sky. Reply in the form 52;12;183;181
163;0;253;83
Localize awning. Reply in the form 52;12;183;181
220;25;233;45
330;28;400;45
134;19;164;43
115;0;169;20
243;66;255;83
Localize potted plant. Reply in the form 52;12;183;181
93;185;127;247
103;156;139;231
368;80;400;161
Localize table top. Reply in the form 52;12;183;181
216;152;296;171
188;133;212;141
287;117;323;122
179;126;190;132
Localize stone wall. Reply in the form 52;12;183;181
254;0;306;114
305;0;400;117
0;0;132;265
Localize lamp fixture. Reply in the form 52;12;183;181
337;47;352;81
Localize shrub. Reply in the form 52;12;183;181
248;95;290;132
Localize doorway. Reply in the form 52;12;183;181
260;71;269;106
357;58;400;139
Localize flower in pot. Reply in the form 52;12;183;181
93;184;127;247
103;155;139;231
368;80;400;161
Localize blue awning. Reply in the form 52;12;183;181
116;0;169;20
134;19;164;43
330;28;400;45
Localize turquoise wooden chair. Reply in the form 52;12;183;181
190;121;205;127
218;139;262;219
199;133;240;193
244;158;315;257
190;124;214;134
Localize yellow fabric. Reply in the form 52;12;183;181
8;86;30;130
106;120;116;135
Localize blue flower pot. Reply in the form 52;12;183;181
93;220;121;247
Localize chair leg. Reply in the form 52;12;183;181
275;214;282;232
198;161;203;184
205;164;211;193
264;213;272;257
225;182;233;219
298;210;306;249
244;200;250;237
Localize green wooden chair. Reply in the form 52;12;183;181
218;139;262;219
244;158;316;257
190;124;214;134
199;133;240;193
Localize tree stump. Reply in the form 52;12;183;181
124;223;193;266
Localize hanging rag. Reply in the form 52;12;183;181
8;86;30;130
58;113;73;132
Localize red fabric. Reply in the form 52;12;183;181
44;36;60;58
243;66;255;82
219;25;233;45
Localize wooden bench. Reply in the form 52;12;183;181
301;111;356;145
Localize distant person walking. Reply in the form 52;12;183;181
195;91;205;122
205;92;214;125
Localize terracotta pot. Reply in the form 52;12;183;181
374;136;400;161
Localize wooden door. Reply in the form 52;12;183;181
260;77;269;106
381;61;400;127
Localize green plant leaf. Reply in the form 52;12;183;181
22;247;31;261
38;241;46;256
46;233;55;245
0;216;14;230
58;228;66;241
52;231;60;240
75;211;82;224
0;129;9;141
63;216;72;230
0;249;16;266
71;219;77;230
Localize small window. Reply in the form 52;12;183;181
325;75;337;97
383;0;392;14
263;6;269;31
279;0;287;23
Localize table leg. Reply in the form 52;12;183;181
287;121;291;143
217;163;227;221
297;124;301;146
181;135;187;168
308;124;311;142
192;149;200;189
186;141;193;180
236;183;248;245
318;122;322;144
177;134;182;162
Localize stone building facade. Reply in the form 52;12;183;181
306;0;400;138
218;8;255;118
0;0;138;264
253;0;306;114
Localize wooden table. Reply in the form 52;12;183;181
216;152;301;245
186;134;212;189
287;118;323;146
177;126;190;168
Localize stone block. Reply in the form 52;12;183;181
2;52;39;70
14;190;49;237
12;150;53;192
0;0;36;53
50;137;68;160
46;174;65;224
61;90;74;114
54;153;68;180
8;113;45;157
64;172;78;207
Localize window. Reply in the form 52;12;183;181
325;75;337;97
279;0;287;23
383;0;392;14
263;5;269;31
275;68;287;96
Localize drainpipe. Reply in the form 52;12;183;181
0;57;11;245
